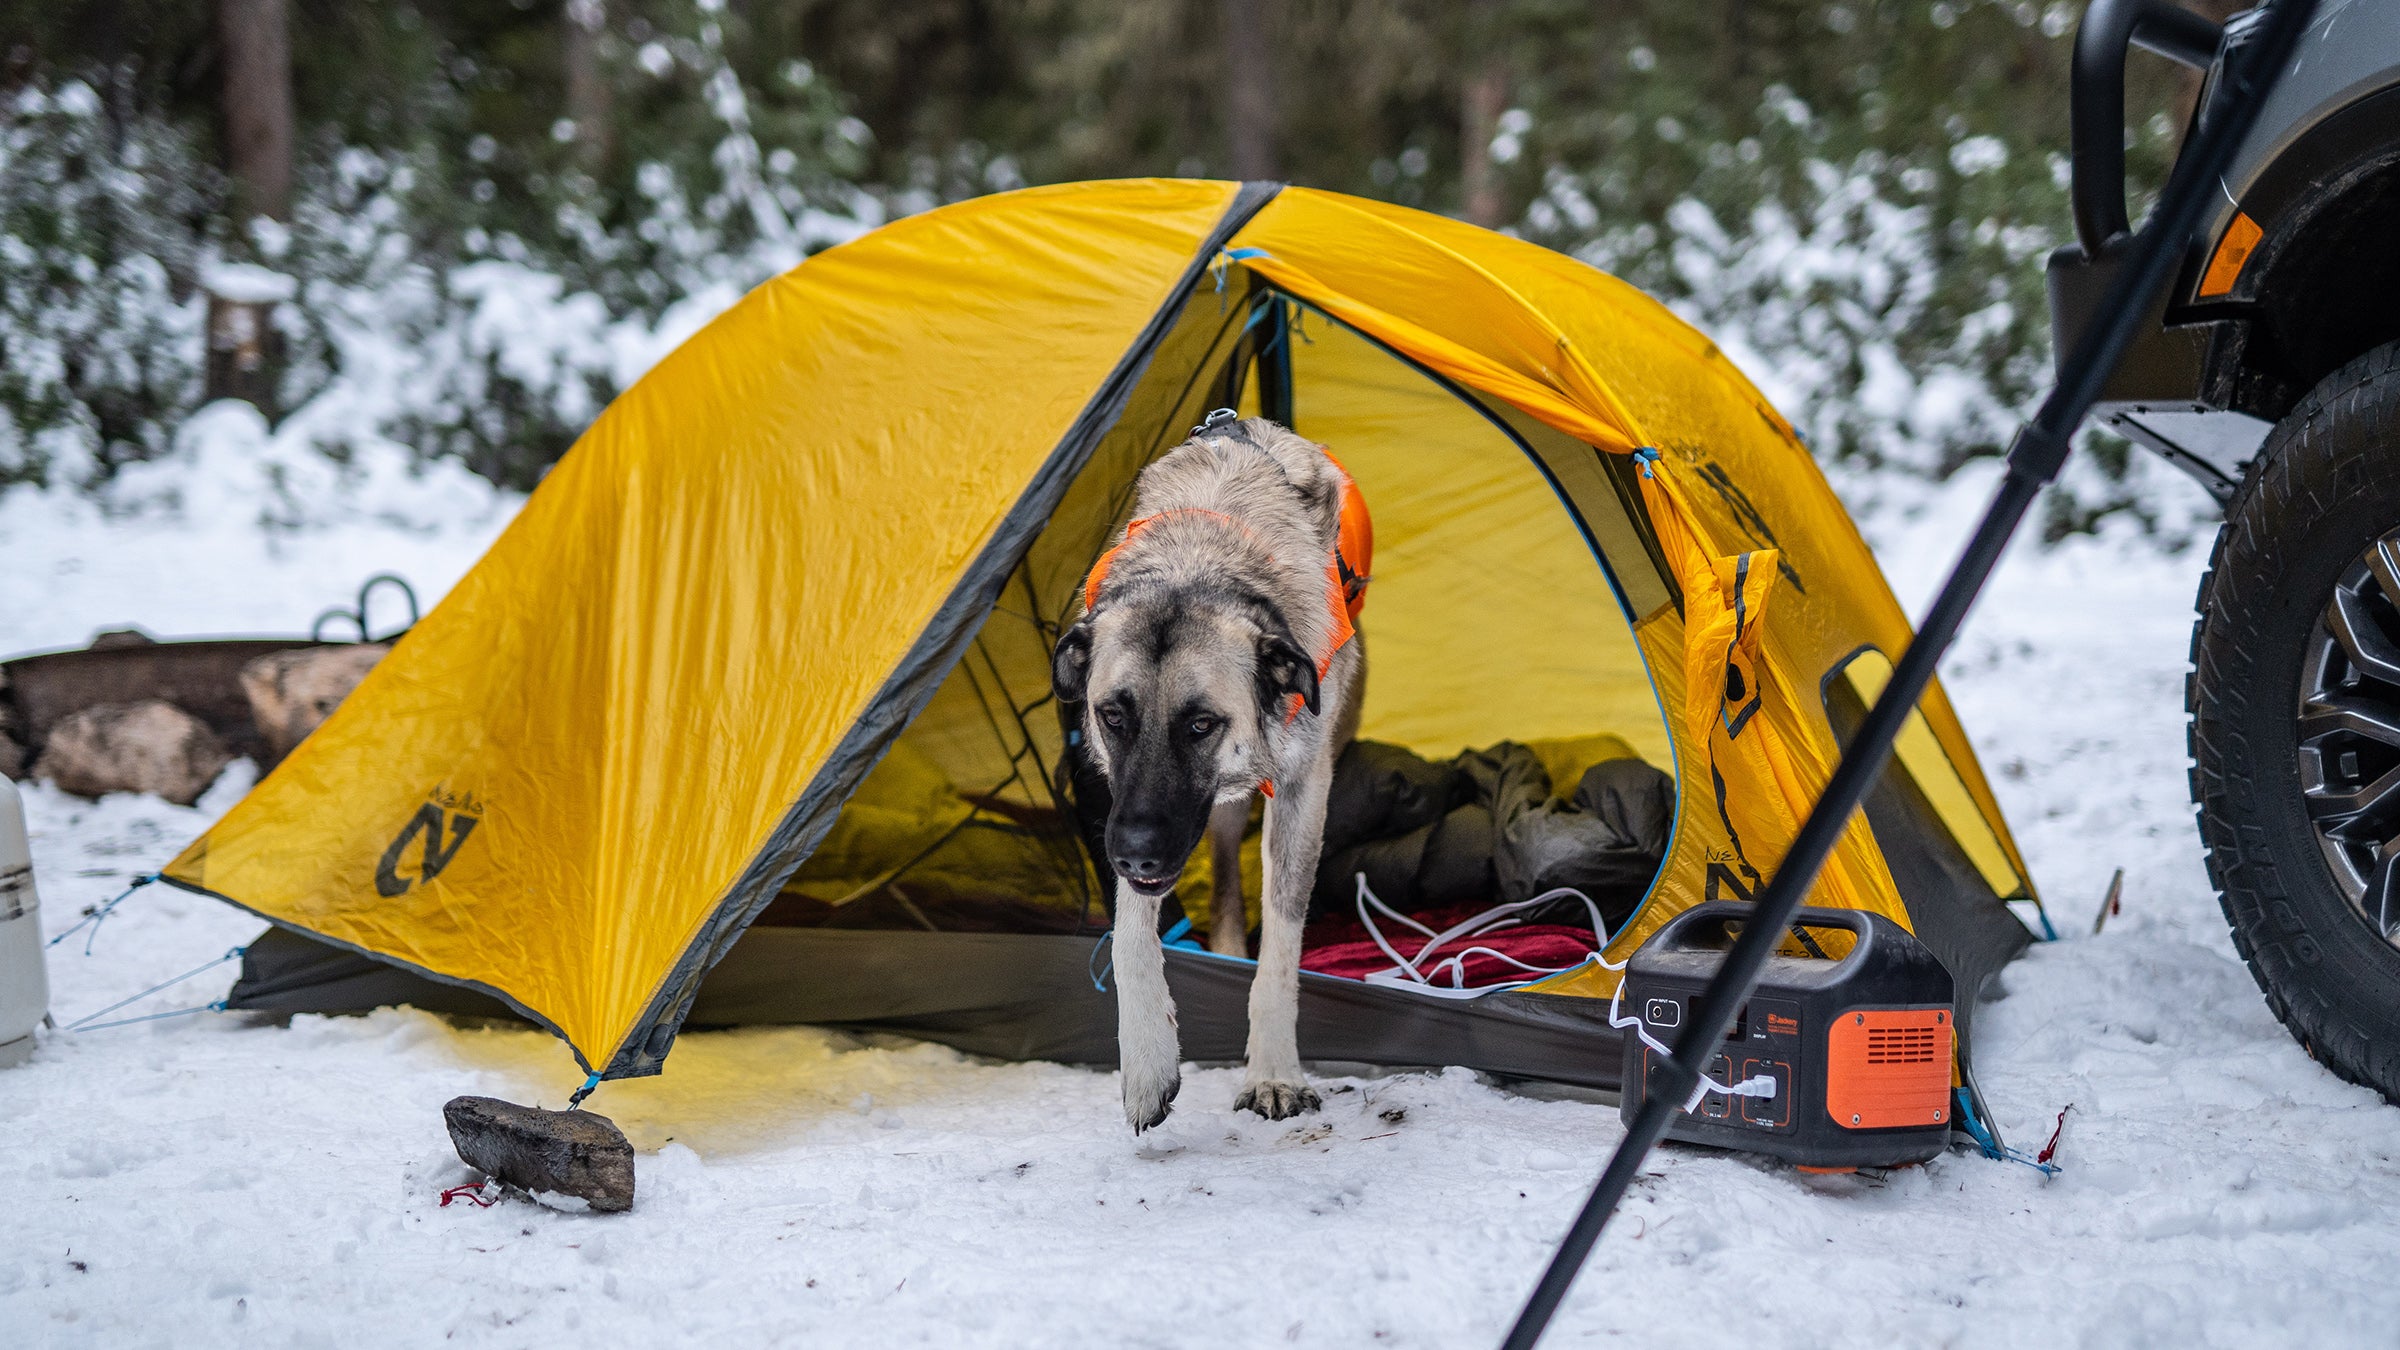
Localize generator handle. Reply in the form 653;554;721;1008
1641;900;1884;972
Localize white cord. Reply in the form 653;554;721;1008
1606;965;1777;1110
1345;874;1776;1110
1351;876;1618;996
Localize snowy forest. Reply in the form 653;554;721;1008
5;0;2227;536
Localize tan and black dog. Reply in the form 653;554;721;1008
1052;412;1369;1131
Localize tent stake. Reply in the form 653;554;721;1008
2093;868;2126;936
1497;4;2318;1345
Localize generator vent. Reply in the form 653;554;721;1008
1865;1026;1942;1065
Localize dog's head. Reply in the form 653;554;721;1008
1052;592;1316;897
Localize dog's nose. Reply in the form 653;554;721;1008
1110;820;1173;881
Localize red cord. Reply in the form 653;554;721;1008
440;1182;497;1208
2035;1104;2073;1166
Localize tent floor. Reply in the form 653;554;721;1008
227;924;1630;1092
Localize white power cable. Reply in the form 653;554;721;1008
1347;873;1776;1110
1605;974;1778;1112
1352;875;1615;995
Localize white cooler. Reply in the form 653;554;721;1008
0;780;48;1067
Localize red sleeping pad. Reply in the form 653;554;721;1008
1300;899;1602;990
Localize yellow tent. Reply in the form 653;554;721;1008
173;180;2042;1098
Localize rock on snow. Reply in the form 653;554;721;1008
31;700;231;808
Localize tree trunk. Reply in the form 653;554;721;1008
216;0;292;223
208;0;293;413
1459;0;1510;229
1460;64;1510;227
564;0;614;177
1219;0;1277;180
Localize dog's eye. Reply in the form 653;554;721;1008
1098;706;1126;732
1187;715;1221;739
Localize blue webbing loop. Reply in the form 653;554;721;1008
1161;918;1204;952
1631;446;1662;478
567;1071;603;1110
1087;930;1113;992
1212;246;1272;302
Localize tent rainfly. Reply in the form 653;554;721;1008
175;180;2044;1115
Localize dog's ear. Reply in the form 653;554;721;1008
1256;631;1319;717
1052;619;1095;704
1302;467;1343;552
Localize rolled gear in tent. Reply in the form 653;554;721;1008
164;179;2045;1100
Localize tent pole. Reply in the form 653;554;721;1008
1498;3;2318;1345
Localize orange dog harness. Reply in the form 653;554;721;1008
1081;458;1372;685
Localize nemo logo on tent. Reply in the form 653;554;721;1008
1704;860;1758;905
375;791;483;897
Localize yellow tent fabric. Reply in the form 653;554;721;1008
164;179;2038;1081
1276;313;1670;762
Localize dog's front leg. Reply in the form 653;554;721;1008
1206;798;1250;958
1112;876;1182;1132
1234;769;1326;1120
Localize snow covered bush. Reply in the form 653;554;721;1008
538;9;878;318
373;6;877;488
0;76;212;492
1;6;877;501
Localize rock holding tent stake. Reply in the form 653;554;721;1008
442;1096;635;1213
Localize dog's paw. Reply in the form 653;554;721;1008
1125;1068;1181;1133
1234;1080;1321;1121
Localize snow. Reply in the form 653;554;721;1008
197;261;297;306
0;401;515;654
7;452;2400;1346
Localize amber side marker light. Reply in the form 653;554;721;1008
2200;210;2263;297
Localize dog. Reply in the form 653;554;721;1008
1051;411;1368;1130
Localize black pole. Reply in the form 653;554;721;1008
1500;3;2319;1345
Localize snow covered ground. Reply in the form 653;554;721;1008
6;450;2399;1348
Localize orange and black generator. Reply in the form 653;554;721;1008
1618;902;1955;1170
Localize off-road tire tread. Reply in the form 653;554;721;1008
2191;339;2400;1101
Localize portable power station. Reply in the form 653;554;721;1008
1618;901;1955;1170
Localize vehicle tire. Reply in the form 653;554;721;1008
2192;339;2400;1102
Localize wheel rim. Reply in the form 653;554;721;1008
2299;529;2400;943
